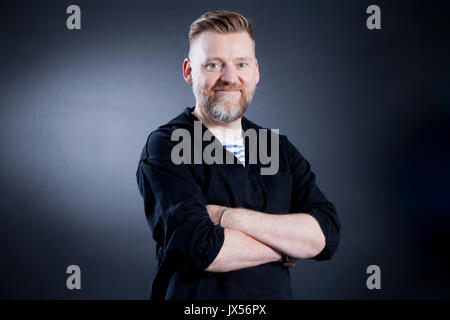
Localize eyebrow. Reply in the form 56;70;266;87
206;56;253;62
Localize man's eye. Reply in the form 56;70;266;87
207;63;220;70
238;62;248;68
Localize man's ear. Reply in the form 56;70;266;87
183;58;193;85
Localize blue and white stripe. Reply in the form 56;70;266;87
223;143;245;166
214;135;245;166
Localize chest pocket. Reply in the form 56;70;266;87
258;172;293;214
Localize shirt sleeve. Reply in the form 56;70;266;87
286;137;341;261
136;129;225;272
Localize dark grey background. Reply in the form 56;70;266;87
1;0;449;299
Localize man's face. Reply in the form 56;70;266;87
185;31;260;122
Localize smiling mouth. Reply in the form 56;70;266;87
215;90;241;94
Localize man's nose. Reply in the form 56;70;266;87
220;65;238;84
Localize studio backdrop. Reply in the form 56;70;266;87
0;0;449;299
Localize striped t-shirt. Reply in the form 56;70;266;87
216;136;245;166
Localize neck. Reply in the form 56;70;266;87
192;105;243;141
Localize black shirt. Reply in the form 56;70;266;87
136;107;341;299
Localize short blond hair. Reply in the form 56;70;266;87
189;10;255;46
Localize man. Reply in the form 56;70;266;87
136;10;340;299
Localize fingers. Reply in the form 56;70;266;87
282;258;300;268
205;204;225;225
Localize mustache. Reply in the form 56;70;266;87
212;86;243;91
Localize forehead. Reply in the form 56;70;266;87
190;31;255;61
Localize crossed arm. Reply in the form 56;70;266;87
138;131;339;277
204;204;326;273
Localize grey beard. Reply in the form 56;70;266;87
195;87;256;123
205;100;247;122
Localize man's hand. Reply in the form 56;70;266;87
281;257;300;268
206;204;227;225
